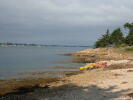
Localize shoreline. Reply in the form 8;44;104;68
1;68;133;100
0;70;83;96
0;47;133;100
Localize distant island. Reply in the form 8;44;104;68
0;42;90;47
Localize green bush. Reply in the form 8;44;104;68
110;28;124;45
95;29;111;48
95;22;133;48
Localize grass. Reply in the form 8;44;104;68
116;46;133;53
125;46;133;52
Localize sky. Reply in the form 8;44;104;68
0;0;133;46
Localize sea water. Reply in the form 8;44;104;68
0;46;89;79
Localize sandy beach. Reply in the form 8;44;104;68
0;47;133;100
41;68;133;100
1;68;133;100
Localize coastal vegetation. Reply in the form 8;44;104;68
95;22;133;48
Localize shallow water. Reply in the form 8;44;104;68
0;46;89;79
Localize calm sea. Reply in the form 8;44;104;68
0;46;89;79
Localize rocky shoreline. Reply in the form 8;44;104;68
0;47;133;100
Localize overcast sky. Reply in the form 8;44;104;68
0;0;133;46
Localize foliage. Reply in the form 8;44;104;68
95;22;133;48
125;46;133;52
124;22;133;30
114;43;128;48
95;29;111;48
110;28;124;45
124;22;133;46
125;33;133;46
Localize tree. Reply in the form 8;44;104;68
95;29;111;48
94;22;133;48
124;22;133;45
124;22;133;31
110;28;124;45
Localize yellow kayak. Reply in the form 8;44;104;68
80;65;94;70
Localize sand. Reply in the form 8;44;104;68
1;47;133;100
2;68;133;100
42;68;133;100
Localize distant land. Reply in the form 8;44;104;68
0;42;91;47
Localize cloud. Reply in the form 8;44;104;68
0;0;133;45
0;0;133;26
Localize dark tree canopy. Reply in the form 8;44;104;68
124;23;133;31
95;29;111;48
110;28;124;45
124;22;133;46
95;22;133;48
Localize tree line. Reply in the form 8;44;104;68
95;22;133;48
